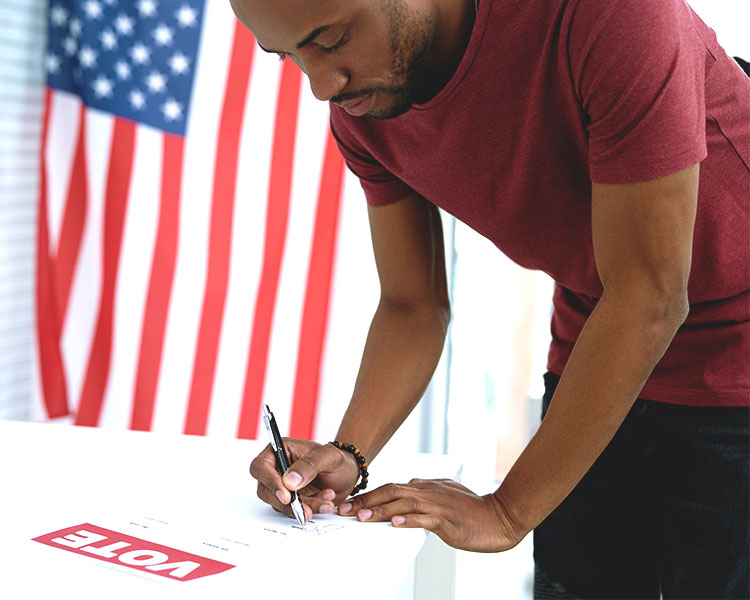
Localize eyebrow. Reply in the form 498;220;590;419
257;25;333;54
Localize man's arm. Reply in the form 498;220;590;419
334;192;450;458
343;163;698;551
250;191;450;516
494;163;698;535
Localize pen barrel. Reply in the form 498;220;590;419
273;445;291;476
268;414;299;503
274;448;300;503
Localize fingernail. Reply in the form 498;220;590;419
358;509;373;521
319;503;333;514
322;490;336;501
339;503;352;514
275;490;286;504
284;471;302;488
392;516;406;526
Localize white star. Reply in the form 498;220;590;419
115;14;134;36
62;37;78;56
114;60;131;80
137;0;158;18
161;98;183;121
130;42;151;65
50;4;68;27
69;18;83;37
100;29;117;50
83;0;103;20
145;70;167;93
168;51;190;75
45;53;61;74
152;24;174;47
175;5;197;28
78;45;98;68
129;89;146;110
92;75;114;98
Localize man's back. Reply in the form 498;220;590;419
331;0;750;406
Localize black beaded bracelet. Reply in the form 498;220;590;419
330;441;369;496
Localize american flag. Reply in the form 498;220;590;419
36;0;376;440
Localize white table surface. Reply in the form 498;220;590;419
0;419;460;600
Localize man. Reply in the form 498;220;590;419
231;0;750;597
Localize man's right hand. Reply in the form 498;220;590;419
250;438;361;521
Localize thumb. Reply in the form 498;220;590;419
282;443;342;491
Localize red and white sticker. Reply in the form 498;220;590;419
32;523;235;582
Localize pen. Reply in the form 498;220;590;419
262;404;306;528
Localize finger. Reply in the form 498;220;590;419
250;444;291;504
302;488;337;515
338;482;413;516
282;443;349;492
365;496;430;522
390;513;447;535
257;482;321;522
256;480;295;518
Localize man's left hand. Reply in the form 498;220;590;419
337;478;524;552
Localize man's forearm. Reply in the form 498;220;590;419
495;287;688;537
335;297;449;460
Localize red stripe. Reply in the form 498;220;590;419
183;22;255;435
74;118;136;427
55;103;88;319
130;133;185;431
289;131;345;439
35;88;70;418
236;61;303;439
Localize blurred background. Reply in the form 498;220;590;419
0;1;747;597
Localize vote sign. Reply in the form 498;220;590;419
32;523;235;581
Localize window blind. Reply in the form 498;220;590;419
0;0;46;420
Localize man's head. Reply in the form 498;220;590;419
230;0;466;119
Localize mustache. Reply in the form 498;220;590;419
330;88;377;104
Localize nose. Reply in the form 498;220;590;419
304;60;348;102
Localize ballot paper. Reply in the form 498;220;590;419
27;509;379;588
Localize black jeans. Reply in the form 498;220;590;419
533;372;749;600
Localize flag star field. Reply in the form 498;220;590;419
46;0;205;135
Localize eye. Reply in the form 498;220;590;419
320;35;347;54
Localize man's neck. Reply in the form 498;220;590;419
417;0;478;103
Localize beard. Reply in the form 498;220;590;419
332;0;435;119
372;0;435;118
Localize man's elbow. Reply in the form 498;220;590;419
602;277;690;342
380;292;451;335
655;286;690;333
640;284;690;346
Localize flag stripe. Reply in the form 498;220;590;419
74;118;136;426
148;2;237;435
290;132;345;439
130;133;185;431
54;103;88;320
203;48;281;439
35;87;69;418
236;61;303;439
183;21;255;436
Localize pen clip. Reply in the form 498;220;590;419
262;405;278;452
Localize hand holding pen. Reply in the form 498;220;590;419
251;413;362;521
262;404;307;527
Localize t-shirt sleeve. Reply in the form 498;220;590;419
568;0;709;184
329;108;414;206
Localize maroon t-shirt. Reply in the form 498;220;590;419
330;0;750;406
